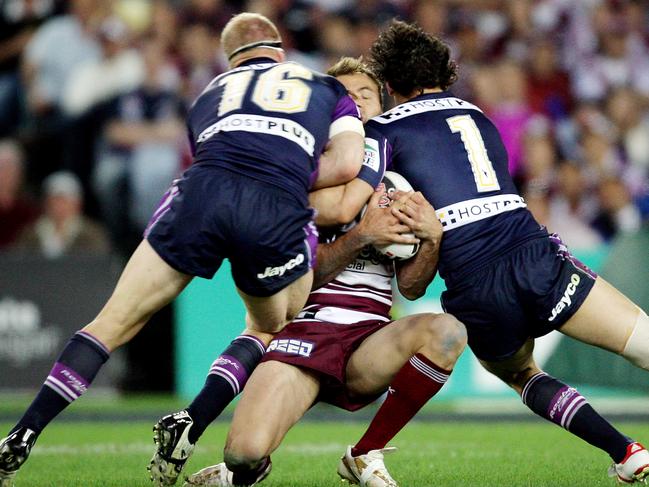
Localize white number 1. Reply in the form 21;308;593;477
446;114;500;193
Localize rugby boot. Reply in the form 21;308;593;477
183;460;272;486
337;445;399;487
608;442;649;483
0;427;37;487
149;410;196;486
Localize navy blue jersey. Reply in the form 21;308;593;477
186;57;360;205
365;91;546;280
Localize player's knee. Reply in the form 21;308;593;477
224;434;271;472
621;310;649;371
224;445;266;474
419;313;467;364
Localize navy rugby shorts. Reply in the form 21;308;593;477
441;233;597;362
145;165;318;297
261;319;392;411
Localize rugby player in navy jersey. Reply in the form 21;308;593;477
356;20;649;484
158;58;466;487
0;13;367;487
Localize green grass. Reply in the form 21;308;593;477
3;420;649;486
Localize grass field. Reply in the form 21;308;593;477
3;418;649;487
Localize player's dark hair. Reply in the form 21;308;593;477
369;20;458;97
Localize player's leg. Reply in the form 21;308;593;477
557;277;649;370
339;313;466;486
149;327;273;486
237;268;314;333
183;361;320;486
1;240;192;483
151;228;315;485
480;340;649;483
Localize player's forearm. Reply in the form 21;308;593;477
310;178;373;226
396;239;439;300
313;230;367;289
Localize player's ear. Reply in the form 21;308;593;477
385;82;395;96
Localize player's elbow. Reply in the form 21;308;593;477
332;203;360;225
398;283;425;301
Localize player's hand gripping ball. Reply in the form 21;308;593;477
373;171;420;260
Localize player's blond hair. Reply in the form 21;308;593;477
327;57;384;105
221;13;282;65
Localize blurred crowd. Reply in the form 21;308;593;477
1;0;649;259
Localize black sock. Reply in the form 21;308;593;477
12;331;110;435
522;372;631;462
186;335;265;444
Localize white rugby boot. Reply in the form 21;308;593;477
0;427;37;487
608;442;649;484
337;446;399;487
149;410;196;486
183;463;234;486
183;460;271;486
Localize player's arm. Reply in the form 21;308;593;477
311;93;365;191
309;178;374;226
313;188;418;289
392;191;443;300
310;134;387;226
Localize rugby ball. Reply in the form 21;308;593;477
374;171;420;260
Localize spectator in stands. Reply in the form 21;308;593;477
547;161;603;251
0;139;39;250
570;6;649;102
177;23;225;105
526;38;573;121
12;171;110;258
0;0;61;136
92;36;184;254
605;87;649;196
592;177;642;242
61;15;144;119
21;0;104;179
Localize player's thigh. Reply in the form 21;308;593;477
238;269;314;333
226;360;319;459
558;277;643;354
346;313;437;396
84;239;192;349
479;339;540;393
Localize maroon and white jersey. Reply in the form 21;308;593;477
292;223;394;325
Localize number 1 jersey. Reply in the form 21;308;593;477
364;91;546;281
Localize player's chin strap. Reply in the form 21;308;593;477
228;40;283;61
622;310;649;370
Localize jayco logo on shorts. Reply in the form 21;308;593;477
257;253;305;279
267;338;314;357
548;273;581;322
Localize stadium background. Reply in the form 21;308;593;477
1;0;648;412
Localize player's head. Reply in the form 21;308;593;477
369;20;457;100
328;57;383;122
221;13;285;68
